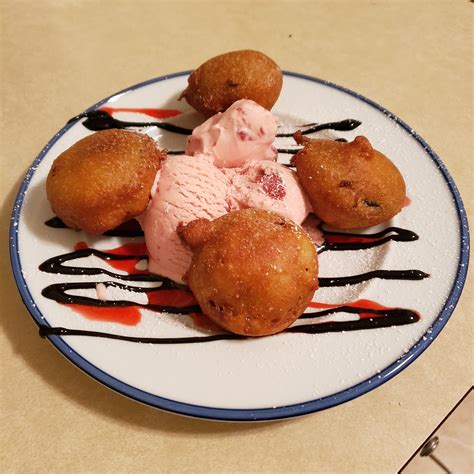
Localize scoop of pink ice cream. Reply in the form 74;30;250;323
301;213;325;247
141;155;230;283
185;99;278;168
225;161;312;225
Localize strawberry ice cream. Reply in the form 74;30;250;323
185;99;278;168
141;155;230;283
142;156;313;283
225;161;311;225
301;213;325;246
142;100;319;283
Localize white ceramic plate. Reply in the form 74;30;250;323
10;72;469;421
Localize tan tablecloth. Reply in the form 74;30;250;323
1;1;472;472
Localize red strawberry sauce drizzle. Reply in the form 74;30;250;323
98;106;182;119
75;241;149;275
68;242;197;325
308;299;419;320
67;304;142;326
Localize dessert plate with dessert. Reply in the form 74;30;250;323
10;51;469;421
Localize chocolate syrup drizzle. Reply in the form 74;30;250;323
68;110;193;135
276;119;361;138
39;325;244;344
319;227;419;253
44;218;419;254
39;241;428;289
42;281;199;313
45;217;144;237
39;247;159;282
166;149;299;156
68;109;360;140
38;305;419;344
318;269;428;287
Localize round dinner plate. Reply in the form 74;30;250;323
10;71;469;421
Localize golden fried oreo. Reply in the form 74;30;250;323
179;209;318;336
293;134;406;229
180;50;283;117
46;129;164;234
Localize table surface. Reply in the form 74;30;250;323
1;1;472;472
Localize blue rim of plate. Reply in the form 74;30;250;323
9;70;470;422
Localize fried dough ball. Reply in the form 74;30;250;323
46;129;164;234
293;133;406;229
179;209;318;337
180;50;283;117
